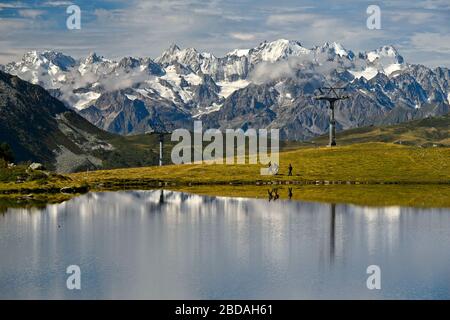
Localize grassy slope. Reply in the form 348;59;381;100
102;134;307;169
312;114;450;147
69;113;450;171
1;142;449;208
98;133;174;169
69;143;450;185
60;112;172;169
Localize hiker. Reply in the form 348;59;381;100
288;163;293;176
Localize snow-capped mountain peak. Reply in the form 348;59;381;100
350;45;406;80
250;39;311;63
167;43;181;52
226;48;250;57
157;44;198;65
84;52;103;64
330;42;349;57
366;45;404;64
4;50;75;87
319;42;353;59
15;50;75;70
2;39;448;140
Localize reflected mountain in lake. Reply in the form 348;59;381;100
1;190;450;299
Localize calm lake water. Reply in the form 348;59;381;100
1;190;450;299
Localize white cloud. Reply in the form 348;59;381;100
0;18;28;30
18;9;45;19
250;58;302;84
266;13;319;26
229;32;256;41
410;32;450;53
265;11;388;53
0;0;448;68
389;11;435;25
43;1;73;7
419;0;450;10
0;2;26;9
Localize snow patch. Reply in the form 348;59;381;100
384;63;403;76
73;92;101;110
331;42;348;57
256;39;310;62
367;52;379;63
162;65;182;85
144;79;176;101
350;67;379;80
217;79;250;98
184;73;202;85
227;49;250;57
358;88;371;95
193;103;223;117
125;94;138;101
351;62;404;80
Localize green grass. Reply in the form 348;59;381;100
1;142;449;208
0;165;28;183
70;114;450;171
0;165;83;194
94;133;167;169
0;164;62;185
99;133;307;170
69;142;450;185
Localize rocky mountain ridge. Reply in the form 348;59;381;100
2;39;449;140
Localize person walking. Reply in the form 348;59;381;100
288;163;293;176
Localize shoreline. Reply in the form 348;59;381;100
1;142;449;208
1;183;450;209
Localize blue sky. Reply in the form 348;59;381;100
0;0;449;67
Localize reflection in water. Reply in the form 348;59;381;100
330;203;336;265
0;190;450;299
267;188;281;201
159;189;164;205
